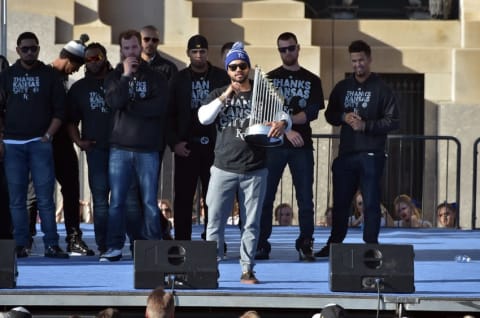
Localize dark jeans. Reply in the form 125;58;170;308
258;147;315;251
52;127;80;238
327;152;386;245
173;142;214;240
0;161;12;239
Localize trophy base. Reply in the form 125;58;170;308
245;124;283;147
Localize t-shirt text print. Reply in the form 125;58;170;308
344;88;371;112
89;89;109;113
13;75;40;101
128;78;147;101
272;76;311;112
219;94;251;139
191;78;210;109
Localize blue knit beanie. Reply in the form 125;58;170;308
224;41;251;70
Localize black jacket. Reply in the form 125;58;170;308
105;62;169;152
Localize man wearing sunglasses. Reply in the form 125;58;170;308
50;34;95;257
168;34;229;242
140;25;178;82
198;42;290;284
256;32;325;262
0;32;68;258
66;43;114;255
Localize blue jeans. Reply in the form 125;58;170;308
206;166;267;272
86;147;110;252
327;152;386;245
258;147;315;251
106;148;161;249
4;141;59;247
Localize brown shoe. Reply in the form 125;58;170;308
240;271;259;284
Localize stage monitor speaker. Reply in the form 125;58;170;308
134;240;218;289
329;243;414;293
0;240;16;288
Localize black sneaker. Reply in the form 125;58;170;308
314;245;330;258
16;246;29;258
240;271;259;284
45;245;70;259
295;237;315;262
254;247;270;260
67;235;95;256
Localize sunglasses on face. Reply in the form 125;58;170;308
85;54;104;63
143;37;159;43
278;44;297;53
19;45;39;54
228;62;248;71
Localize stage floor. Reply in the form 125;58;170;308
1;224;480;317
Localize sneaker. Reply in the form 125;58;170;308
99;248;122;262
16;246;29;258
67;234;95;256
44;245;69;259
240;271;259;284
254;247;270;260
314;245;330;258
295;237;315;262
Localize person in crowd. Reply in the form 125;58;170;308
198;41;291;284
145;287;175;318
101;29;169;262
436;201;457;228
4;306;32;318
67;42;114;255
0;54;11;240
321;207;333;227
96;307;121;318
51;33;94;256
140;25;178;81
315;40;400;258
168;34;229;241
158;199;174;238
257;32;324;262
274;203;294;226
240;311;261;318
349;191;364;227
0;31;68;258
393;194;432;228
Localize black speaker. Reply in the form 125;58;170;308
0;240;16;288
134;240;218;289
329;243;414;293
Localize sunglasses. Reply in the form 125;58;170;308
143;37;159;43
278;45;297;53
85;54;104;63
19;46;39;54
228;62;248;71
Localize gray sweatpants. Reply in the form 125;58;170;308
206;165;267;273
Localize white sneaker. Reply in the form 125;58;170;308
99;248;122;262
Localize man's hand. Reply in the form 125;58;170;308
174;141;190;157
345;112;365;132
286;130;304;147
123;57;139;77
266;120;286;138
76;139;96;151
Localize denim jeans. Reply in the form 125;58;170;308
86;147;110;251
106;148;161;250
206;166;267;272
258;147;315;251
4;141;59;247
327;152;386;245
